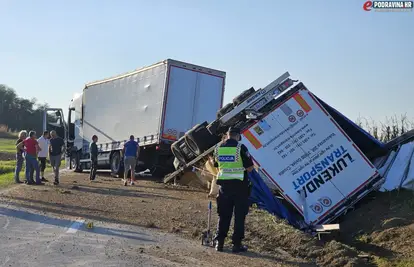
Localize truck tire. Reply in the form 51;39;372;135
232;87;256;106
179;138;196;162
185;122;219;155
71;151;83;172
110;151;124;177
216;103;234;119
207;119;220;135
171;139;187;164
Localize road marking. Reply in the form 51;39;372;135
0;214;10;230
66;219;85;234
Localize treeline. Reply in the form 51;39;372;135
0;84;49;135
356;114;413;143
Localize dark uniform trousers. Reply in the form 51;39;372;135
215;187;250;245
89;158;98;180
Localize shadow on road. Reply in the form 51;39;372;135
0;205;155;242
0;197;150;229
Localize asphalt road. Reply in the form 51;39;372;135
0;203;213;267
0;203;305;267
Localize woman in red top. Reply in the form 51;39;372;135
16;131;43;185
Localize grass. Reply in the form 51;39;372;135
0;138;17;153
0;138;65;187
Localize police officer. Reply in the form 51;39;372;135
212;127;254;253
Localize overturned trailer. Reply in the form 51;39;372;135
165;72;387;228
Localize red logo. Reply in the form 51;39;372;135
288;115;296;123
363;1;373;11
296;110;304;117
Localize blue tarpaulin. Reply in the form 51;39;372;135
248;169;301;228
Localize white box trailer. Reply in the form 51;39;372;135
44;59;226;177
83;59;225;145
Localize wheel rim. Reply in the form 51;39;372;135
187;137;200;155
111;153;120;172
71;157;77;169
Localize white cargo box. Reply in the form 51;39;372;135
241;88;380;225
82;59;225;149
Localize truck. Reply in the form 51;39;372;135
165;72;386;226
43;59;226;177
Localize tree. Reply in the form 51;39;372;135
0;84;49;134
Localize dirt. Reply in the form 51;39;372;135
338;190;414;263
0;171;413;267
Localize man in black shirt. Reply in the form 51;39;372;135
212;127;254;253
89;135;98;181
49;130;65;185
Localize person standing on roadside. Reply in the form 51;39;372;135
121;135;139;186
212;127;254;253
49;130;65;185
14;130;27;184
16;131;43;185
89;135;98;181
37;131;50;182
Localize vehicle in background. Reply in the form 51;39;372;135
43;59;226;177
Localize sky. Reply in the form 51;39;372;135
1;0;413;125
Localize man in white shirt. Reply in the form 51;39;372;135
37;131;50;182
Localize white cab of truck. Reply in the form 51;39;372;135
241;87;381;225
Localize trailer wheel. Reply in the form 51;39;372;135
110;151;124;177
232;87;256;106
179;139;196;162
172;141;186;165
185;123;219;156
216;103;234;119
207;119;220;135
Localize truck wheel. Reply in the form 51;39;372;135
216;103;234;119
207;119;220;135
71;152;83;172
232;87;256;106
185;122;219;155
172;140;187;164
179;139;196;162
110;151;124;177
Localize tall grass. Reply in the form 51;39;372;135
356;114;414;142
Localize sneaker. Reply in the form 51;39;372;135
15;181;24;184
130;181;134;186
41;177;48;182
53;180;59;185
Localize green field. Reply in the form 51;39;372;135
0;138;64;187
0;138;17;153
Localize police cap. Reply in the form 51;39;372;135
227;127;241;135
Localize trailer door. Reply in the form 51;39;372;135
162;66;198;141
192;72;224;126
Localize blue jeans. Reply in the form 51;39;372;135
14;153;24;182
25;154;40;184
